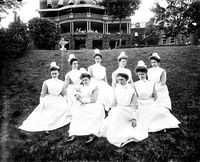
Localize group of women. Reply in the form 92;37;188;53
19;49;180;147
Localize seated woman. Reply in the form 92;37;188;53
100;73;148;147
134;60;180;133
66;69;105;144
112;51;133;88
88;49;114;111
19;62;70;133
147;52;172;110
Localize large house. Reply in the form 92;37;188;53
38;0;132;49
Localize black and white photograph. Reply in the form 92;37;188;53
0;0;200;161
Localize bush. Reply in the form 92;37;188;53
0;18;29;61
28;17;61;50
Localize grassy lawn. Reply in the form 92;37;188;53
1;46;200;161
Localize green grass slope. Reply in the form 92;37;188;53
1;46;200;161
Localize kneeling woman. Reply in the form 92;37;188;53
100;73;148;147
134;61;180;132
19;62;70;133
67;69;105;143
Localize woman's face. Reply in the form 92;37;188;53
116;76;127;86
137;72;147;80
51;70;59;79
81;77;90;86
94;56;102;64
151;59;159;68
72;60;78;69
119;59;127;68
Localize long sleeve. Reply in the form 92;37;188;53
112;72;117;88
65;74;71;85
160;70;167;85
130;92;138;119
88;66;93;78
40;81;48;103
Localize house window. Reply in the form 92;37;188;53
170;37;175;44
47;0;52;8
180;35;184;42
162;37;166;44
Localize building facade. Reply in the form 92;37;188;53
38;0;132;49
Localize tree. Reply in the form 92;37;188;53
184;1;200;43
100;0;141;46
144;24;159;45
0;17;29;60
28;17;61;50
152;0;190;38
0;0;23;15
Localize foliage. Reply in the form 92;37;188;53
100;0;141;46
144;22;159;45
152;0;190;37
100;0;141;21
0;17;29;61
0;0;22;15
28;17;61;50
184;1;200;41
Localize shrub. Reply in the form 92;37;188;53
28;17;61;50
0;18;29;61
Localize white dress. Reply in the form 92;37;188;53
112;67;133;86
134;80;180;132
19;78;70;132
100;84;148;147
65;69;82;114
68;81;105;137
148;67;172;110
88;64;114;111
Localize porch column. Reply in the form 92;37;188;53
87;21;89;32
127;23;129;34
71;21;74;34
70;21;72;33
106;23;108;34
129;23;131;34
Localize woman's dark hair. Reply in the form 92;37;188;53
70;58;78;66
50;67;60;71
149;56;161;63
116;73;129;81
93;53;102;59
135;66;148;73
80;73;91;80
118;57;128;62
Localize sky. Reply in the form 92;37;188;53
0;0;167;28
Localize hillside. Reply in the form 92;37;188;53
1;46;200;161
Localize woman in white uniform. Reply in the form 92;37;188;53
65;54;82;115
100;72;148;147
88;49;114;111
147;52;172;110
112;51;133;88
19;62;70;133
66;69;105;144
134;61;180;133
